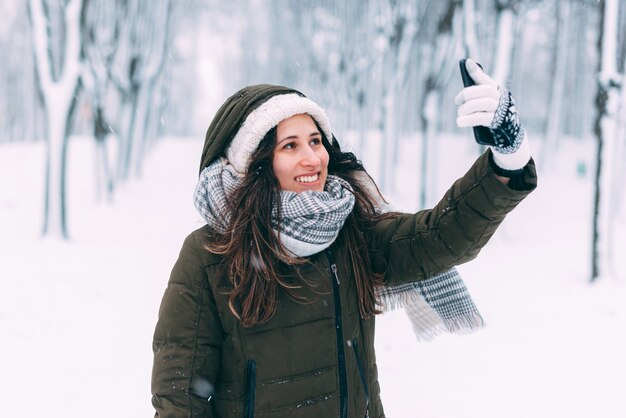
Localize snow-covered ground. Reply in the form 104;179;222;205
1;134;624;418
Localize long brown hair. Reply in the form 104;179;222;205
205;125;395;327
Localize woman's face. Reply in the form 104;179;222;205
273;113;329;193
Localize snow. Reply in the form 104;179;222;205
1;134;625;418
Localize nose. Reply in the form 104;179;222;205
299;145;322;167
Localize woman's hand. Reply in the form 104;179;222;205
455;59;531;178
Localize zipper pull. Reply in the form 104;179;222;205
325;249;340;286
331;263;340;286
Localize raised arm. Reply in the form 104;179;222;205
368;150;536;286
368;59;537;285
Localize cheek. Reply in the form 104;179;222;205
321;149;330;170
272;155;289;184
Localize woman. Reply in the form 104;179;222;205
151;60;536;417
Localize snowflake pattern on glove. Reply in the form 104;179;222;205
489;88;525;154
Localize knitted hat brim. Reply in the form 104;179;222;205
199;84;302;175
226;93;333;173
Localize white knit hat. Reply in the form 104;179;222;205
225;93;333;173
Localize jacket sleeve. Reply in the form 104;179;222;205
151;231;224;417
368;150;537;286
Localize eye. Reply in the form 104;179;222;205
310;137;322;146
282;142;296;150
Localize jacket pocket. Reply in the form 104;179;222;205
244;359;256;418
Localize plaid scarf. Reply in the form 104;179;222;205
194;158;355;256
378;269;484;341
194;158;484;341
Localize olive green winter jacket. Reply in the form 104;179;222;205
151;151;537;418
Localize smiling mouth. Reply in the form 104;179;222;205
295;173;320;183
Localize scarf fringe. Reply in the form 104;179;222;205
378;280;486;342
409;314;486;342
377;287;421;312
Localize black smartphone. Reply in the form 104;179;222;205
459;59;493;146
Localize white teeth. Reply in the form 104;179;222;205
296;174;319;183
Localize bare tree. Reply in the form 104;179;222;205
29;0;84;238
374;0;420;193
592;0;622;281
418;0;461;208
109;0;172;180
82;0;122;201
490;0;519;84
613;1;626;227
542;0;571;166
560;0;595;139
0;3;38;143
461;0;480;59
614;54;626;224
336;2;371;146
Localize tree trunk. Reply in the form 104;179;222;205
462;0;479;58
110;0;172;182
542;0;570;167
592;0;621;281
613;66;626;218
83;0;122;201
491;1;515;85
417;0;458;208
378;1;418;193
29;0;83;238
419;83;438;209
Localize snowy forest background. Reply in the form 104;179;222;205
1;0;626;417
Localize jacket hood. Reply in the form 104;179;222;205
198;84;304;175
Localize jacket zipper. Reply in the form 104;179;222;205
351;339;370;410
326;249;348;418
244;359;256;418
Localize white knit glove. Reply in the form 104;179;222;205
455;59;531;175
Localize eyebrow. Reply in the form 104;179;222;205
277;131;321;145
